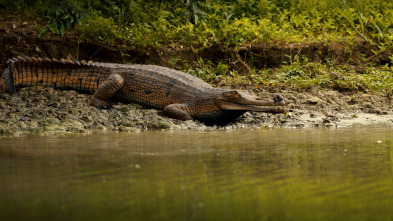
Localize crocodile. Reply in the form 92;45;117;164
1;56;285;125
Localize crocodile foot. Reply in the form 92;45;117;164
91;97;112;109
163;104;193;121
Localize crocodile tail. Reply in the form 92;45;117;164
1;66;15;93
3;56;110;93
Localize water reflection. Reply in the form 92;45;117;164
0;126;393;220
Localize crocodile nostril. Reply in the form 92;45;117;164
273;94;284;102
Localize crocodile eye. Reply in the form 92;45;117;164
221;90;239;99
230;90;240;97
222;91;233;98
232;90;239;94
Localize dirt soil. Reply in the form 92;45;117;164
1;17;392;136
0;87;392;136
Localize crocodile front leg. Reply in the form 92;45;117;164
163;104;193;121
91;73;124;109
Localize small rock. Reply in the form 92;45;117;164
147;122;171;129
118;126;140;132
305;96;324;105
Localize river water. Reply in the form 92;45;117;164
1;125;393;221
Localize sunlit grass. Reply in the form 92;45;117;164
183;56;393;95
70;0;393;49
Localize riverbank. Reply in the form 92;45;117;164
1;4;393;136
1;87;392;136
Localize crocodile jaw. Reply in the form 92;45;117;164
216;91;286;113
217;99;286;113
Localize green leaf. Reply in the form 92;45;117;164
39;27;49;37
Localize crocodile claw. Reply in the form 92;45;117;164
96;104;112;109
91;97;112;109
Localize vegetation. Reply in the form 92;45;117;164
4;0;388;47
185;56;393;97
2;0;393;95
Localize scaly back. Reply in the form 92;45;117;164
1;56;214;94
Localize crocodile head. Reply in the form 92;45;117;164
216;90;286;113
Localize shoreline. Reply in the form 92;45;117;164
1;87;392;137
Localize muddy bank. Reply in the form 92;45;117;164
0;88;281;136
0;87;392;136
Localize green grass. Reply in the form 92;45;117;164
181;56;393;96
4;0;393;48
2;0;393;95
266;60;393;95
79;0;393;48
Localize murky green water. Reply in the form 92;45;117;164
1;126;393;221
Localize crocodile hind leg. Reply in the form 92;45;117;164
163;104;193;121
91;73;124;109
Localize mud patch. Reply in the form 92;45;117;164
0;87;392;136
277;89;393;128
0;87;286;136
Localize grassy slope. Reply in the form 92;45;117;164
2;0;393;96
